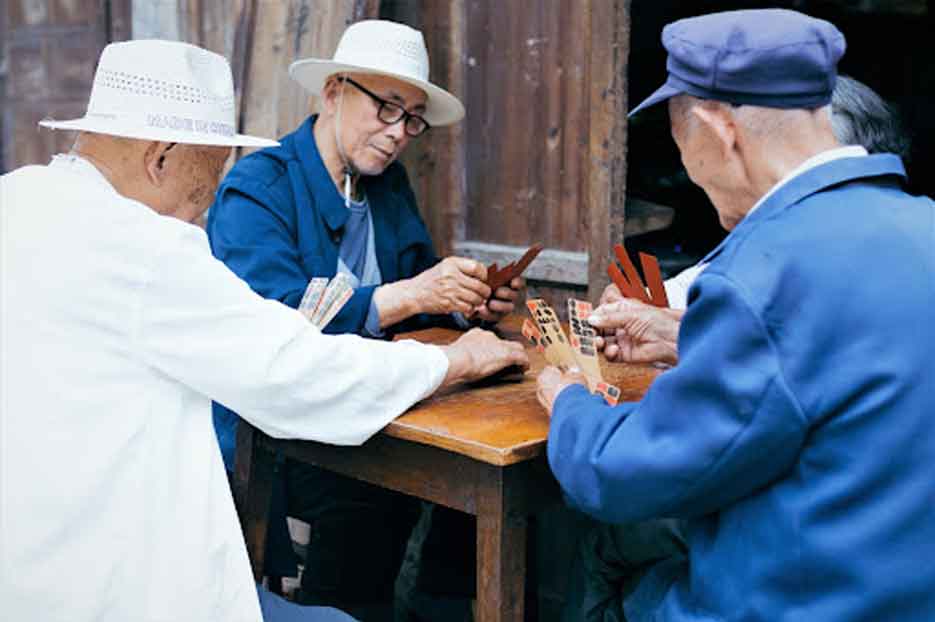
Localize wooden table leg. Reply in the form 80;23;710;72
476;464;527;622
233;423;276;581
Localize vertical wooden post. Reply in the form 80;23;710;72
476;464;527;622
587;0;631;302
234;423;276;581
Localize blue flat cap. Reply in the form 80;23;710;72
629;9;846;117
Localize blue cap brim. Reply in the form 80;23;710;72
628;81;682;118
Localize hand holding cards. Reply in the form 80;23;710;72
298;273;354;329
524;298;622;406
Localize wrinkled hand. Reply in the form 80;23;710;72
440;328;529;388
473;277;525;323
410;257;492;315
599;282;624;306
588;299;684;366
536;366;588;416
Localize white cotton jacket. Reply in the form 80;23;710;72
0;155;449;621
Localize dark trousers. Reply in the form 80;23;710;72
284;460;475;621
562;519;687;622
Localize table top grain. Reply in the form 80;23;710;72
388;316;661;466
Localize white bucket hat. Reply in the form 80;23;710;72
289;20;465;127
39;40;278;148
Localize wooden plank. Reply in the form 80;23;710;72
50;0;103;26
541;0;562;251
383;0;468;257
0;0;6;172
130;0;181;39
236;0;285;154
271;433;484;513
237;0;381;159
586;0;630;302
108;0;133;42
476;465;527;622
558;0;588;251
385;322;660;465
7;1;50;28
454;240;588;287
234;423;276;580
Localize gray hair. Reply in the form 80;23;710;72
831;75;911;161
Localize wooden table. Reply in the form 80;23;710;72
233;317;660;622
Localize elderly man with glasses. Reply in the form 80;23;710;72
1;39;527;622
207;20;515;619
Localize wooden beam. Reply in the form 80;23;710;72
586;0;630;302
454;241;588;287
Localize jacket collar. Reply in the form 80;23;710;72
294;115;349;233
700;153;907;265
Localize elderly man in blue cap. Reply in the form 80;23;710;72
537;9;935;622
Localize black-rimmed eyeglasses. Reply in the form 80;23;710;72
340;77;431;138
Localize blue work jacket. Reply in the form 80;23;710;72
549;155;935;621
206;115;446;471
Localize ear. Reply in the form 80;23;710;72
143;141;176;186
320;78;341;115
690;104;737;155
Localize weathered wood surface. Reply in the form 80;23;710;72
238;0;380;156
387;315;661;466
237;314;637;622
244;423;562;622
384;0;467;258
234;416;276;580
587;0;630;301
461;0;592;253
386;0;633;322
3;0;131;170
476;465;529;622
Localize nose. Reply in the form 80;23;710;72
384;118;408;142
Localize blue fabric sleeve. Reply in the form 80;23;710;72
320;285;378;335
362;295;385;338
208;182;376;334
208;183;309;310
547;272;808;523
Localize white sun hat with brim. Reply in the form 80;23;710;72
39;39;278;148
288;20;465;127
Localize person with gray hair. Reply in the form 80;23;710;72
592;74;913;366
539;10;935;622
832;74;911;161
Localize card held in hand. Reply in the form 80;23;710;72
299;277;329;321
525;298;621;405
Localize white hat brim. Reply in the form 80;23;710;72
38;117;279;149
288;59;465;127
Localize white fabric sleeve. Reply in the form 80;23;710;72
133;224;449;445
664;262;708;310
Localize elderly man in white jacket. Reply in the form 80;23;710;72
0;40;526;622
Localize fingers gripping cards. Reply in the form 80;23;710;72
299;273;355;330
526;298;621;406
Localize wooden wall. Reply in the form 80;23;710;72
131;0;379;163
385;0;631;309
1;0;131;171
